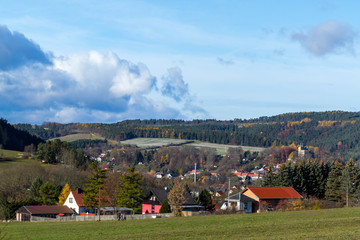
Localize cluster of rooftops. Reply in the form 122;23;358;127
16;186;303;221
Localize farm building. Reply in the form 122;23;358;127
16;205;74;222
242;187;303;212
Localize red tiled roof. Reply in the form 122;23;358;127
246;187;303;199
71;190;85;207
22;206;74;215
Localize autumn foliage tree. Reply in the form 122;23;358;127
168;181;186;216
57;183;71;205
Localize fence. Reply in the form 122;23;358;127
30;213;173;222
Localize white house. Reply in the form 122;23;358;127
63;189;88;214
220;192;254;213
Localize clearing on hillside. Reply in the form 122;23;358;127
121;137;266;154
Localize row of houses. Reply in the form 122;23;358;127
16;186;303;221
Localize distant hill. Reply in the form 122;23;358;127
12;111;360;160
0;118;44;151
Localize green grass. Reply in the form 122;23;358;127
0;150;35;166
121;138;266;154
120;138;191;148
50;133;105;142
1;207;360;239
188;142;265;154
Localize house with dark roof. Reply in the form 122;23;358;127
242;187;303;213
220;192;255;213
16;205;74;222
142;189;203;214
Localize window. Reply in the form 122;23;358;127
69;198;73;203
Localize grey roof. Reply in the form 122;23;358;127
148;188;197;205
225;193;255;202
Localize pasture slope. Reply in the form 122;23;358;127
1;207;360;239
121;137;266;154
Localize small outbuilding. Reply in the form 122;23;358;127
242;186;303;212
16;205;74;222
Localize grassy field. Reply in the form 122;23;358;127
0;149;35;166
50;133;105;142
188;142;265;154
121;138;265;154
1;207;360;239
120;138;191;148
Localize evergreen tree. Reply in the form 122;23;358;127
325;161;343;201
83;162;108;214
39;182;58;205
57;183;71;205
159;200;171;213
276;163;292;187
342;159;360;205
198;189;215;211
116;167;144;212
262;165;277;187
29;178;43;203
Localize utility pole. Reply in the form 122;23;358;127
194;163;197;183
227;178;230;209
98;185;101;221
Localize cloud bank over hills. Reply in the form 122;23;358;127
0;25;207;123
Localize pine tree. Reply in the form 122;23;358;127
168;181;186;216
116;167;144;212
276;163;292;187
342;159;360;205
159;200;171;213
198;189;215;211
29;178;43;203
57;183;71;205
39;182;58;205
83;162;107;214
262;165;277;187
325;161;343;201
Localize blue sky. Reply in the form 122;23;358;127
0;0;359;123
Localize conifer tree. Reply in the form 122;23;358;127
262;165;277;187
116;167;144;212
159;200;171;213
57;183;71;205
342;159;360;205
198;189;215;211
39;182;57;205
29;178;43;203
83;162;107;215
276;163;292;187
325;161;343;201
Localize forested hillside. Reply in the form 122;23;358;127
13;111;360;160
0;118;43;151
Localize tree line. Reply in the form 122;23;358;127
0;118;43;151
262;159;360;204
13;111;360;161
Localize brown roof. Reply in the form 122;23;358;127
21;206;74;215
245;187;303;199
71;190;85;207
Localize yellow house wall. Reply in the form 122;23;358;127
242;189;259;201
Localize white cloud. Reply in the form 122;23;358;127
292;21;356;56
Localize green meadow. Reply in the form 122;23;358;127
1;207;360;239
